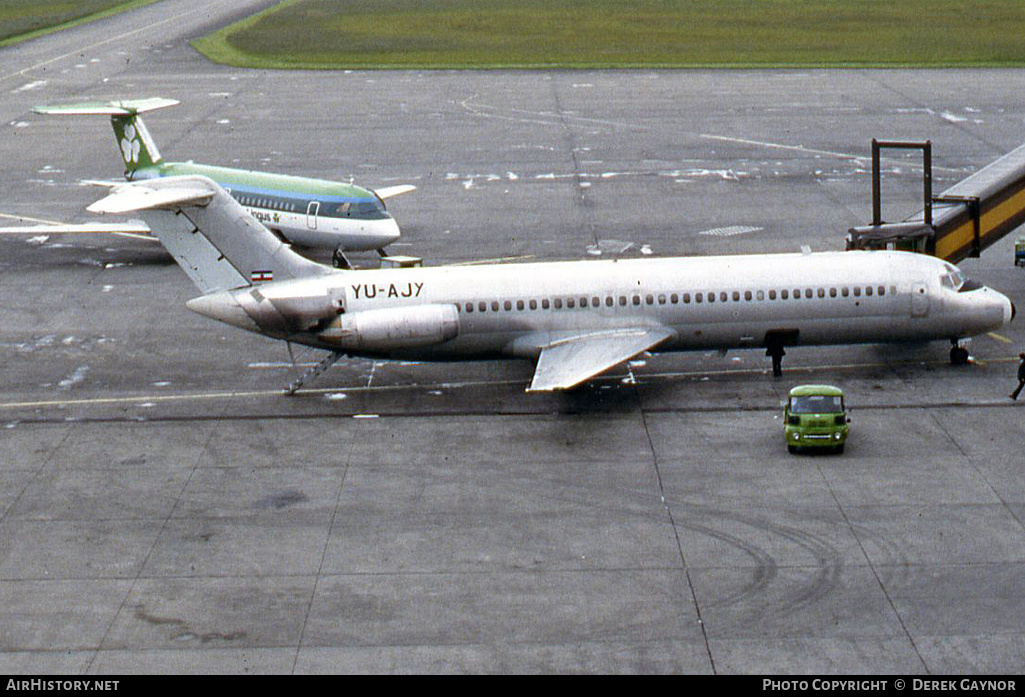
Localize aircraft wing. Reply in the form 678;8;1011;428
527;327;675;392
0;222;151;235
88;182;214;214
373;185;417;200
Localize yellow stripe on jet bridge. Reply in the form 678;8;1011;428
935;186;1025;261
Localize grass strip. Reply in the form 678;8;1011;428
193;0;1025;70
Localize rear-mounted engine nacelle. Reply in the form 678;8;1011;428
320;304;458;351
236;286;344;333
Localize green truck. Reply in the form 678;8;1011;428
784;385;849;454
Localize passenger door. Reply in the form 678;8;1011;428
306;201;320;230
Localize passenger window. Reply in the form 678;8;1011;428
683;293;691;303
605;296;614;307
491;301;499;311
878;286;885;296
516;300;524;310
842;287;849;297
781;289;789;300
567;298;576;308
465;303;473;313
542;299;550;310
866;286;873;296
504;300;512;311
695;293;703;303
671;293;678;304
529;299;537;310
756;290;764;301
829;288;837;298
646;294;654;305
633;296;641;306
592;296;600;307
720;292;727;302
817;288;825;298
479;301;486;312
708;293;715;303
769;290;777;300
853;287;861;297
745;290;752;301
733;291;741;301
658;294;666;304
805;289;813;299
619;296;627;306
554;298;563;309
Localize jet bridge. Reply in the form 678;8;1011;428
846;139;1025;263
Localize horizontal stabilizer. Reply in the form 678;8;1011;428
374;185;417;200
88;183;214;214
33;98;179;117
89;175;332;294
528;327;675;392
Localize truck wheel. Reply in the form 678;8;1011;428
788;445;798;454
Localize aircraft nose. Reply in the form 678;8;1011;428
379;217;401;245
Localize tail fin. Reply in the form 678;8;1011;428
88;175;334;294
33;98;178;175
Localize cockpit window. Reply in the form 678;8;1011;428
940;267;966;291
940;264;983;293
328;199;388;219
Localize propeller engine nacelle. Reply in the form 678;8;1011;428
320;304;459;351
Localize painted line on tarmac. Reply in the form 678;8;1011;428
1;354;1019;413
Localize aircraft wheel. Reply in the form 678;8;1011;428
950;345;970;365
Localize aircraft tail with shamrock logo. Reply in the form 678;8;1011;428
33;98;178;177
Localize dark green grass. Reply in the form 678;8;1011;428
193;0;1025;69
0;0;160;45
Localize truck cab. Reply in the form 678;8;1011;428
784;385;849;454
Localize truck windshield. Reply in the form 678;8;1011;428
791;395;843;413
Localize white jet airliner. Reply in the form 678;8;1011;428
87;175;1015;393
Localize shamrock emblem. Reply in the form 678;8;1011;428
120;123;141;164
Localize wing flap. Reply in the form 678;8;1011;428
527;327;675;392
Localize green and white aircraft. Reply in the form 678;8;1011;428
32;98;414;264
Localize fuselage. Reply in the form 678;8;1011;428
197;250;1014;363
130;162;400;251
